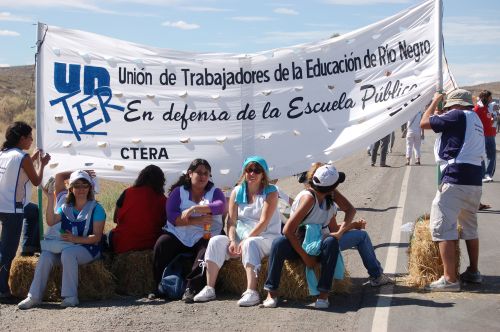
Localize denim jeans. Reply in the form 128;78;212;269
484;136;496;178
264;236;339;293
22;203;40;254
339;230;382;279
0;212;24;293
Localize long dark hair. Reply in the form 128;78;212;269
2;121;32;151
168;158;213;194
479;90;492;107
134;164;166;194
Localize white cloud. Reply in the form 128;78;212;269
274;8;299;15
231;16;273;22
0;64;11;67
258;30;332;44
180;6;232;13
323;0;409;4
447;62;500;86
0;12;31;22
1;0;118;14
445;17;500;45
162;20;200;30
0;30;20;36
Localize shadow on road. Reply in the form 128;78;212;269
356;206;399;212
373;242;409;250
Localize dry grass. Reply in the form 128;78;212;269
9;255;116;301
218;257;351;300
110;250;155;296
405;215;460;288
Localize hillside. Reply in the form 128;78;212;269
0;65;498;133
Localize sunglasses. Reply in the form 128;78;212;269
245;167;263;174
193;170;211;177
73;183;90;189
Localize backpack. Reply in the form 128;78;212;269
158;253;193;299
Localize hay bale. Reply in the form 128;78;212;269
218;257;351;300
9;255;116;301
110;250;155;296
406;215;460;288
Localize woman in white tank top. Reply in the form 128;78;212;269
0;122;50;301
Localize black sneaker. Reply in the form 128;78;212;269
182;288;195;303
460;267;483;284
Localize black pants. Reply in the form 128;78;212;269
153;232;208;293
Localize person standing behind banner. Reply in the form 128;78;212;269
193;156;281;307
421;90;484;292
474;90;496;183
109;165;166;254
18;170;105;309
152;159;226;302
0;121;50;303
405;108;425;166
370;134;391;167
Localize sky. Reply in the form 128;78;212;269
0;0;499;86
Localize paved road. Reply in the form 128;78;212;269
1;132;498;331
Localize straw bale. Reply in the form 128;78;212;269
9;255;116;301
218;257;351;300
405;215;460;288
110;250;155;296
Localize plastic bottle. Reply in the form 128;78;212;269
203;223;211;240
71;225;78;236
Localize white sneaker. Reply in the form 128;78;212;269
425;276;460;292
370;273;394;287
18;296;41;310
193;286;216;302
314;298;329;309
60;296;79;308
262;296;278;308
237;289;260;307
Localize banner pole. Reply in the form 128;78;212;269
435;0;444;185
36;22;45;239
436;0;443;91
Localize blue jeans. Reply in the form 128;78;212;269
0;212;24;293
264;236;339;293
339;230;382;279
484;136;496;178
22;203;40;254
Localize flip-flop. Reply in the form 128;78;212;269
479;203;491;210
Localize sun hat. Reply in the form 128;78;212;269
242;156;269;175
312;165;345;187
69;170;94;187
443;89;473;109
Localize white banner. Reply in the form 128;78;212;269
38;0;446;187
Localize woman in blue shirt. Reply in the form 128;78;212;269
18;170;106;309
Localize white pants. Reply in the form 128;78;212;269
405;133;422;160
28;246;96;300
205;234;276;272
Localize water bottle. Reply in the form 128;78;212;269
203;223;211;240
71;225;78;236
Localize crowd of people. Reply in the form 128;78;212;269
0;88;496;308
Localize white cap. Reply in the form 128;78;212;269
69;170;94;188
312;165;345;187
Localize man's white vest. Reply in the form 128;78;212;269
434;110;485;172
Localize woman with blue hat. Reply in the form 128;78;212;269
193;156;281;307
